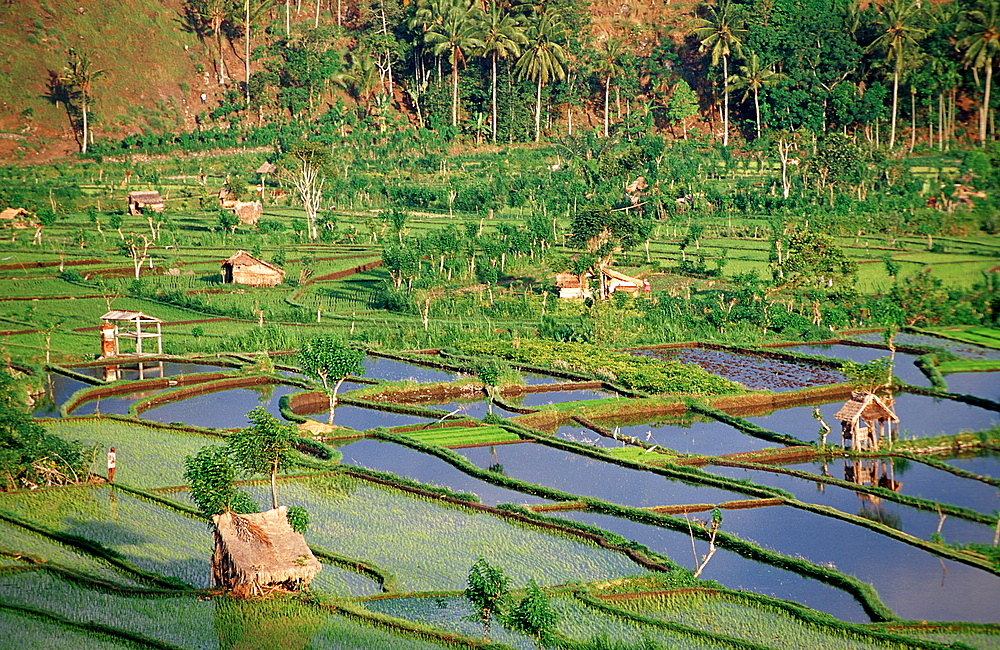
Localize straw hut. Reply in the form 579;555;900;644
0;207;37;229
833;391;899;451
127;191;165;216
600;267;643;299
211;507;321;598
233;200;263;226
221;250;285;287
555;271;591;299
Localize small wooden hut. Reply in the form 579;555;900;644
555;271;591;299
834;391;899;451
0;207;37;229
100;310;164;356
221;250;284;287
127;191;165;216
211;507;321;598
600;267;643;299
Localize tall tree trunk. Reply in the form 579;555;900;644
889;55;900;149
753;87;761;139
491;55;498;142
452;50;459;127
534;78;542;142
722;55;729;147
285;0;290;35
981;60;993;146
245;0;251;106
604;76;610;137
81;94;89;154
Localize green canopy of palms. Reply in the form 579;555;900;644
692;0;746;147
474;2;526;143
425;0;485;127
959;0;1000;146
727;51;785;139
514;12;569;143
593;37;625;138
868;0;925;149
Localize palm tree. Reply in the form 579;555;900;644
425;0;484;127
514;12;569;143
192;0;237;85
594;37;625;138
474;2;526;143
692;0;746;147
959;0;1000;146
727;51;785;139
62;49;105;154
868;0;925;149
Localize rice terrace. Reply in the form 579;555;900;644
3;0;1000;648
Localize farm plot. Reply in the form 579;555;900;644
238;476;643;593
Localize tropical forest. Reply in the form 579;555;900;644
1;0;1000;647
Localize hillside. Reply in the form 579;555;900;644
0;0;701;163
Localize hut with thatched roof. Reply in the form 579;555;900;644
600;267;643;299
0;207;37;229
211;507;321;598
221;250;284;287
834;391;899;451
555;271;591;299
127;191;165;216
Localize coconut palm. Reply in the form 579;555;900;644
474;2;526;143
868;0;925;149
959;0;1000;146
191;0;238;85
593;37;625;138
692;0;746;147
514;12;569;143
62;49;105;154
727;51;785;139
425;0;485;127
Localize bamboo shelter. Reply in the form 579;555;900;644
211;507;321;598
100;310;164;357
834;391;899;451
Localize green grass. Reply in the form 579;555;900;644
395;425;521;447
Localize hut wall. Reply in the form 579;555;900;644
231;262;283;287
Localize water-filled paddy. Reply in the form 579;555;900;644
745;392;1000;441
139;383;300;428
300;405;435;430
363;356;457;383
850;331;1000;360
553;509;870;623
32;374;90;417
68;362;234;380
455;442;751;507
610;418;783;456
337;438;550;507
782;344;929;386
509;388;620;408
706;460;996;545
943;371;1000;402
635;347;845;391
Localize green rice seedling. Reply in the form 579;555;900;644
0;488;210;588
0;608;133;650
308;564;383;598
0;571;217;648
362;594;530;647
45;418;224;489
309;608;472;650
238;477;643;593
400;426;521;447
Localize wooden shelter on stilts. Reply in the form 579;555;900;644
211;507;321;598
834;391;899;451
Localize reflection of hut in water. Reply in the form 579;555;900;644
834;391;899;451
211;507;321;598
844;457;902;526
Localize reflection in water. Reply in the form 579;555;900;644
844;458;903;530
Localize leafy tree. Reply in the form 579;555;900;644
228;406;299;510
281;141;328;243
842;358;893;395
665;79;699;140
464;557;510;641
515;12;569;142
297;337;365;424
502;579;558;648
779;231;857;291
60;49;105;154
693;0;746;147
187;0;239;85
119;233;153;280
425;0;484;128
869;0;925;149
593;37;626;138
218;209;240;235
568;204;653;271
474;2;527;143
958;0;1000;146
183;445;259;518
727;51;784;139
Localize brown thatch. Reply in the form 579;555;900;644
211;507;321;598
127;191;165;215
834;391;898;451
233;200;263;226
0;207;37;229
255;162;277;174
221;250;284;287
601;267;643;298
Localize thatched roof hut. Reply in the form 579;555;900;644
0;207;38;229
834;391;899;451
555;271;591;299
221;250;284;287
127;191;165;216
233;200;263;226
255;161;277;175
600;267;643;298
211;507;321;598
